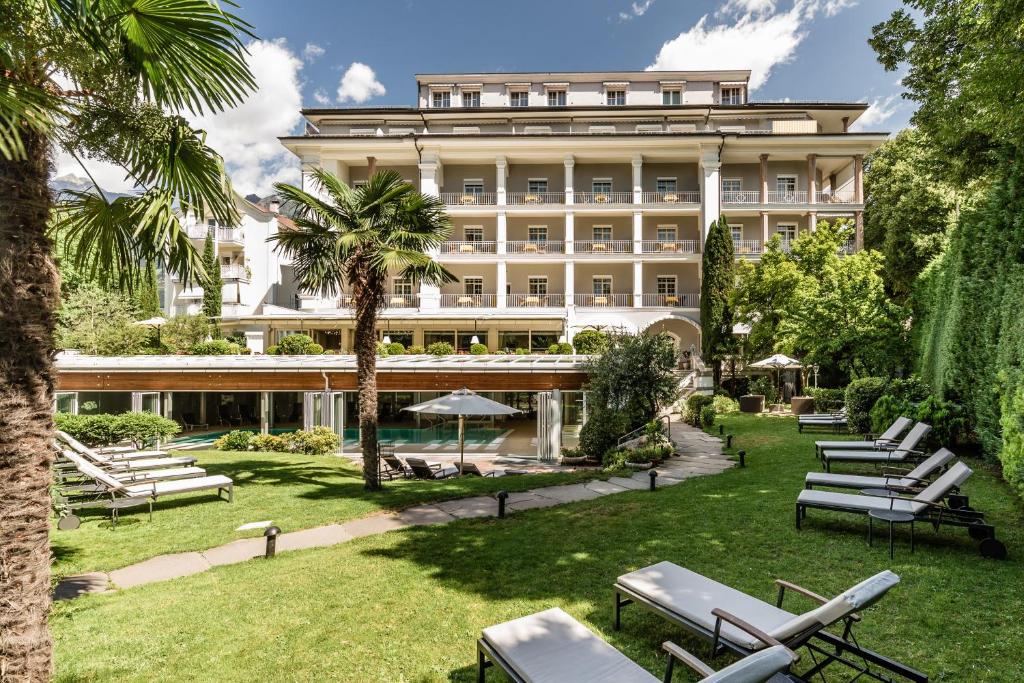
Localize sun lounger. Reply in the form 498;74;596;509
458;462;503;477
380;454;413;480
797;409;848;433
61;449;232;501
57;431;197;469
614;562;927;682
405;457;459;479
813;416;914;457
821;423;931;472
797;462;1005;558
56;451;207;484
805;448;954;493
477;607;795;683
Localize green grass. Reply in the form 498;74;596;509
52;415;1024;681
52;450;597;579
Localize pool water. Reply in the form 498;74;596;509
344;425;506;445
170;427;295;446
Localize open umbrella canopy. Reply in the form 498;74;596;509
403;388;521;417
134;317;168;327
749;353;802;369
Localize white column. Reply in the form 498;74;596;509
699;150;721;242
563;155;574;206
808;212;818;233
496;260;507;309
565;211;574;255
301;154;322;198
419;154;440;197
633;261;643;308
260;391;270;435
632;154;643;204
419;281;440;310
496;211;507;255
760;212;770;247
548;388;562;457
632;211;643;254
807;154;817;205
496;156;507;205
564;261;574;308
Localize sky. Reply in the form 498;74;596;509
56;0;913;197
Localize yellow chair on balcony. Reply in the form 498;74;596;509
592;242;608;252
660;242;678;253
459;243;476;253
389;296;406;307
524;295;540;306
665;295;679;306
594;295;609;306
457;296;475;306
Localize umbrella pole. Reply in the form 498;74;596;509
458;415;465;475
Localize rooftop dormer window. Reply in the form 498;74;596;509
547;89;566;106
606;90;626;106
662;88;681;105
510;91;529;107
432;90;451;108
721;85;744;105
462;90;480;108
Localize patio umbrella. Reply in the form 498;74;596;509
749;354;803;400
402;388;521;473
134;316;168;344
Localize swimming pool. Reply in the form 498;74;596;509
343;425;506;445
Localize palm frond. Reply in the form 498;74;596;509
0;53;60;160
270;220;346;299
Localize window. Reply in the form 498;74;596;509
528;225;548;242
452;126;480;134
527;178;548;194
510;91;529;107
730;225;743;242
776;223;797;242
528;277;548;295
431;90;451;108
721;86;743;104
547;90;566;106
55;392;77;414
592;178;613;194
462;90;480;108
393;277;413;295
721;178;742;193
662;89;681;105
592;277;612;295
656;276;677;295
656;177;677;193
464;276;483;295
424;331;456;347
464;226;484;243
656;225;677;241
352;180;367;189
776;175;797;194
463;180;484;196
606;90;626;106
592;225;612;242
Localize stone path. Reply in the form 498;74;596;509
54;421;732;601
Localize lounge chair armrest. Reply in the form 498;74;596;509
775;579;828;605
710;608;793;655
662;641;714;678
880;465;913;475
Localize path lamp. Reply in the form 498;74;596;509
497;491;509;518
264;525;281;558
648;470;658;491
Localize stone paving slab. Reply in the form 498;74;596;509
277;524;354;552
608;476;650;490
395;505;455;526
435;496;499;519
584;479;629;495
506;495;562;512
109;552;211;589
533;483;603;503
53;572;110;600
342;514;408;539
201;538;265;567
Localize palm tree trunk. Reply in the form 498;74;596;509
0;129;57;679
353;279;381;490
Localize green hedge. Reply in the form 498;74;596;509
55;412;180;448
685;394;714;426
806;387;845;412
213;427;340;456
845;377;888;435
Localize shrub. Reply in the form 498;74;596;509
915;395;966;449
572;329;609;354
286;426;341;455
469;343;488;355
579;408;628;460
54;413;119;446
514;347;530;355
376;341;390;357
699;404;716;427
265;345;279;355
807;387;845;412
628;443;673;463
602;448;630;471
249;433;287;452
189;339;238;355
749;376;779;404
386;342;406;355
55;412;179;448
272;334;323;355
406;345;425;354
161;314;211;353
547;342;573;354
845;377;889;434
870;393;914;435
712;394;739;414
426;341;455;356
214;430;253;451
685;394;714;426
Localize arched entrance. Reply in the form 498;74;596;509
643;316;701;368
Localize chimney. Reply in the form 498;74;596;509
842;116;850;133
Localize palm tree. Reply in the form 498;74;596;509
271;168;455;489
0;1;255;677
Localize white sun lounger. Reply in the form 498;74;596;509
57;431;197;469
62;449;233;503
820;423;931;472
805;448;955;492
813;416;914;457
477;607;795;683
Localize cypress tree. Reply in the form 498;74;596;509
135;261;162;317
201;230;222;319
700;216;736;388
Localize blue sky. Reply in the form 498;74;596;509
56;1;914;195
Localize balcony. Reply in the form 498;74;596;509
574;293;633;307
838;239;856;255
640;191;700;205
506;240;565;254
506;192;565;205
765;190;808;204
220;264;248;280
733;239;762;257
641;293;699;308
441;241;498;255
221;302;244;317
639;240;700;255
574;191;633;205
185;225;210;239
217;227;244;245
441;192;497;206
383;294;417;308
176;287;203;300
507;293;565;308
574;240;632;254
722;190;760;205
440;293;496;308
816;189;858;204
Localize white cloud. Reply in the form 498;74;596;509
312;88;331;105
186;39;303;196
619;0;655;21
648;0;856;90
302;42;325;62
52;151;138;194
850;94;900;131
336;62;386;104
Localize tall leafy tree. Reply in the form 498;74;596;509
700;216;735;387
270;169;454;490
136;261;163;317
201;230;222;318
732;235;803;361
0;1;255;676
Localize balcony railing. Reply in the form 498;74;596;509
217;227;244;244
816;190;858;204
506;192;565;205
641;293;699;308
778;238;794;253
766;190;808;204
185;226;210;239
574;191;633;205
441;241;498;254
838;240;856;255
383;294;417;308
506;240;565;254
733;239;762;256
507;293;565;308
640;240;700;254
176;288;203;300
440;293;496;308
221;264;248;279
574;293;633;307
574;240;632;254
640;191;701;205
722;190;760;204
440;192;497;206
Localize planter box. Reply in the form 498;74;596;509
790;396;815;415
739;395;765;413
625;461;654;470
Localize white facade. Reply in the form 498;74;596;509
209;70;884;358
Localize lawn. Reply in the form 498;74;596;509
52;415;1024;681
52;450;598;579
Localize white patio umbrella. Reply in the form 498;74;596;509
402;388;521;473
134;316;168;343
749;354;803;399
